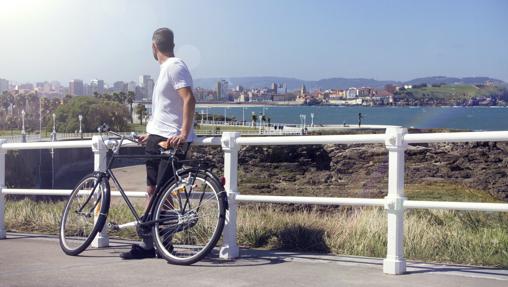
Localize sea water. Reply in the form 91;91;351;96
199;106;508;131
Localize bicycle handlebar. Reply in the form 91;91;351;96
97;123;182;156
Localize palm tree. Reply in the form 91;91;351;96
7;92;14;114
6;114;16;135
261;114;266;127
119;91;127;104
0;92;10;113
14;94;27;116
112;93;121;103
27;92;38;114
251;112;257;127
135;104;147;125
127;91;135;123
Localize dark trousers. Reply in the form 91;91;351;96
145;134;190;193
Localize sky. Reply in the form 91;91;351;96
0;0;507;84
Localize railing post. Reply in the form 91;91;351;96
91;135;109;248
383;127;407;274
0;139;6;239
219;132;240;259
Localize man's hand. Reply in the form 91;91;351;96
137;134;149;145
161;134;187;149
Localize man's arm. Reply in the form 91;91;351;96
166;86;196;147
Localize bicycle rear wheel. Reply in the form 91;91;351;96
152;170;226;265
59;174;110;256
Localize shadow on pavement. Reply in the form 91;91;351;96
406;263;508;277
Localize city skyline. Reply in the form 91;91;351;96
1;0;507;83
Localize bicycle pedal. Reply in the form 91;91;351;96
108;222;120;231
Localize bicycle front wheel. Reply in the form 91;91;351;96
59;174;110;256
153;170;226;265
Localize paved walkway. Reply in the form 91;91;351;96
1;233;507;287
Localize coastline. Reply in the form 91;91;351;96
197;103;508;109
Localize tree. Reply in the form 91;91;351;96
260;114;266;127
50;98;61;111
14;94;27;116
251;112;257;127
53;96;130;132
27;92;38;114
6;114;16;135
0;91;11;113
136;104;147;125
119;91;127;104
127;91;135;123
63;94;73;104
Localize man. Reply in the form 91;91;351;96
120;27;196;259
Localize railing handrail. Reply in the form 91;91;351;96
1;129;508;275
3;130;507;150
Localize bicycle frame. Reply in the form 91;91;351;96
96;131;215;231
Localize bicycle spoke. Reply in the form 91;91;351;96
153;173;225;264
60;175;109;256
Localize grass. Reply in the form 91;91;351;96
128;123;257;134
3;167;507;267
5;188;508;267
0;130;22;136
404;85;504;100
405;182;503;202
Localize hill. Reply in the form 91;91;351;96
194;76;505;91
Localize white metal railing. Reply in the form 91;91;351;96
1;128;508;275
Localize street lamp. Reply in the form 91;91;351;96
200;110;204;125
242;107;245;126
310;113;314;127
38;95;42;140
78;114;83;139
258;113;262;133
21;109;26;143
51;113;57;142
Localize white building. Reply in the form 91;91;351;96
90;79;105;95
69;79;84;96
112;81;128;93
139;75;154;99
346;87;359;99
216;80;228;101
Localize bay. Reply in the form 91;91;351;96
197;106;508;131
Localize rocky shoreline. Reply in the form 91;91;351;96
190;137;508;202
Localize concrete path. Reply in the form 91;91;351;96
1;233;507;287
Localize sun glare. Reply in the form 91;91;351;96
0;0;46;18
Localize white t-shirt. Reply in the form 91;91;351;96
146;57;195;141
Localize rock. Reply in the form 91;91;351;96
190;139;508;202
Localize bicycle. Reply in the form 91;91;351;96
58;125;227;265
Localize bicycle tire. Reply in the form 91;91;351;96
59;173;110;256
152;170;227;265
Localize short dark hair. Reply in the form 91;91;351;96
152;28;175;54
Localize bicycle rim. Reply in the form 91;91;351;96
59;175;110;255
153;172;225;264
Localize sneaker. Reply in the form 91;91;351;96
119;244;156;260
